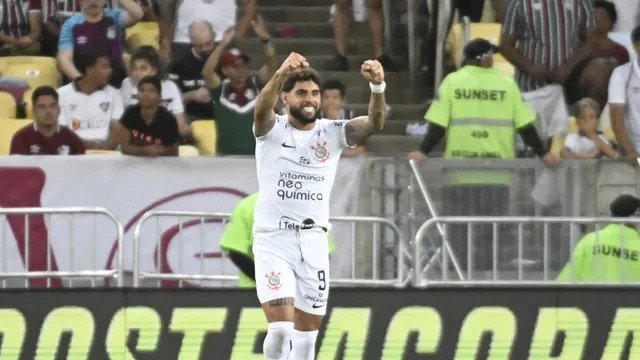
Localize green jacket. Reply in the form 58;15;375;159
557;224;640;282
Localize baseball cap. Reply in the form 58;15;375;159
220;48;250;67
463;38;499;61
610;194;640;217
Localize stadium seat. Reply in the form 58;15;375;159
191;120;217;155
126;22;160;53
0;56;60;89
179;145;200;156
0;119;32;155
449;20;515;77
0;92;17;119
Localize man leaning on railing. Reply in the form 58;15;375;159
558;194;640;282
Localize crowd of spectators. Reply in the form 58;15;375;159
1;0;640;162
2;0;389;157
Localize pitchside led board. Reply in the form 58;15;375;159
0;288;638;359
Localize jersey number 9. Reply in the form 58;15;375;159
317;270;326;290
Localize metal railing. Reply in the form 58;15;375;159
0;207;123;288
414;216;640;287
133;210;409;288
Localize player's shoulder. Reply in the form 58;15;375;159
316;118;349;135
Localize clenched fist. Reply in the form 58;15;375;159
361;60;384;85
277;52;309;76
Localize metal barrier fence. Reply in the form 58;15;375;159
0;207;123;288
133;210;410;288
414;216;640;287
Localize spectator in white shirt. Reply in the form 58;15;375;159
57;52;124;150
157;0;257;65
120;46;191;141
562;98;618;159
609;25;640;160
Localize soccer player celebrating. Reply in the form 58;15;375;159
252;52;386;360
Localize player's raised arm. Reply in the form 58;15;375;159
345;60;386;146
254;52;309;137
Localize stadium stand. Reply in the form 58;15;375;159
0;57;60;89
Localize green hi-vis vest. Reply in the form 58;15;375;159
220;193;336;288
425;65;535;184
557;224;640;282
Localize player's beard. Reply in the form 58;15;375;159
289;104;319;125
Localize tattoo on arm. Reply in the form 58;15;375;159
268;298;294;307
345;92;385;146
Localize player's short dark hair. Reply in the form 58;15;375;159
131;46;161;76
31;86;59;105
281;68;321;93
321;78;346;98
138;75;162;94
633;25;640;44
594;1;618;24
73;51;109;75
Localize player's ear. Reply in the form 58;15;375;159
280;92;288;105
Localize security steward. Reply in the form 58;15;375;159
410;38;559;273
558;194;640;282
220;193;335;288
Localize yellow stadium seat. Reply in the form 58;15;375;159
449;21;515;76
126;22;160;53
178;145;200;156
191;120;217;155
0;56;60;89
0;119;32;155
0;92;17;119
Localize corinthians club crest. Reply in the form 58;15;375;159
266;271;282;290
311;141;330;163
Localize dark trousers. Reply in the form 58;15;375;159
441;184;509;272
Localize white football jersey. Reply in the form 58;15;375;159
120;77;185;115
57;82;124;141
254;114;352;234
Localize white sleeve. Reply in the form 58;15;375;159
608;66;628;105
563;134;579;152
165;81;185;115
254;114;283;140
110;87;125;120
57;89;70;126
598;134;611;145
120;78;135;107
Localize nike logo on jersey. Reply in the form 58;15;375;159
312;303;325;309
282;142;296;148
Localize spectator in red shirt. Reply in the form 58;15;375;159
594;0;630;66
0;0;41;56
10;86;86;155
